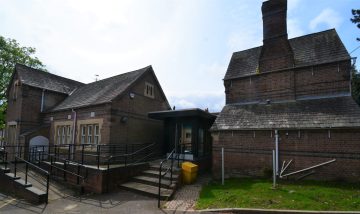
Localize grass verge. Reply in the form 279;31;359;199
196;178;360;211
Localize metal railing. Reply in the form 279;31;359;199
2;142;160;196
2;143;155;168
14;156;50;203
48;154;85;185
158;149;177;208
106;142;157;170
0;147;8;170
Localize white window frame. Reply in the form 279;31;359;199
81;126;86;144
56;125;72;145
94;125;100;144
87;125;93;144
80;123;100;144
57;127;61;144
144;82;154;98
61;126;66;144
66;126;72;144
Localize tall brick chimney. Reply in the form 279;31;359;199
259;0;294;72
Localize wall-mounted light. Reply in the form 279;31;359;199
121;116;128;123
129;92;135;99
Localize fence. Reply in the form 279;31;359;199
2;142;159;169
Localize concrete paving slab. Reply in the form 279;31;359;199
0;190;202;214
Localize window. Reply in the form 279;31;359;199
57;127;61;144
81;126;86;144
61;126;66;144
87;125;93;144
80;124;100;144
56;125;72;144
66;126;72;144
144;82;154;98
94;125;100;144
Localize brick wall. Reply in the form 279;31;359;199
44;104;112;145
44;72;169;147
225;61;351;104
212;129;360;182
6;74;69;146
225;70;294;104
295;61;350;99
109;71;169;146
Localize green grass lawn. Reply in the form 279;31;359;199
196;178;360;211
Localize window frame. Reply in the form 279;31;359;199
80;123;100;145
55;125;72;145
144;82;154;98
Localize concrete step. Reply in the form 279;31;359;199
5;172;21;180
132;175;177;188
26;186;48;203
0;167;10;173
149;165;181;173
142;169;180;180
119;181;173;200
15;178;33;188
26;186;46;195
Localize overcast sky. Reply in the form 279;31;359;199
0;0;359;112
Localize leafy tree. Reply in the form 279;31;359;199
352;65;360;105
351;9;360;41
350;9;360;105
0;36;45;129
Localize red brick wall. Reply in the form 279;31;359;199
6;74;69;146
226;70;294;104
44;104;112;145
109;71;169;146
6;73;22;124
212;129;360;182
225;61;351;104
44;72;169;147
295;61;350;99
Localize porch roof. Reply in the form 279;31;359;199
148;108;217;120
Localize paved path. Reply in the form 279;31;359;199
0;168;212;213
164;174;211;212
0;190;206;214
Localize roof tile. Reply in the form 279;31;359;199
211;96;360;130
224;29;351;80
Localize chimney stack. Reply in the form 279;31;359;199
259;0;294;72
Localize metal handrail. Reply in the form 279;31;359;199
106;142;157;170
48;154;85;185
104;142;158;193
14;156;50;203
158;148;176;208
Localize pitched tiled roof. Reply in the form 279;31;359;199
51;66;151;111
16;64;84;94
225;29;351;80
211;96;360;131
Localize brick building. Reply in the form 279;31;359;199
211;0;360;181
6;64;170;153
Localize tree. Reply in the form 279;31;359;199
352;64;360;105
0;36;45;129
351;9;360;41
350;9;360;105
